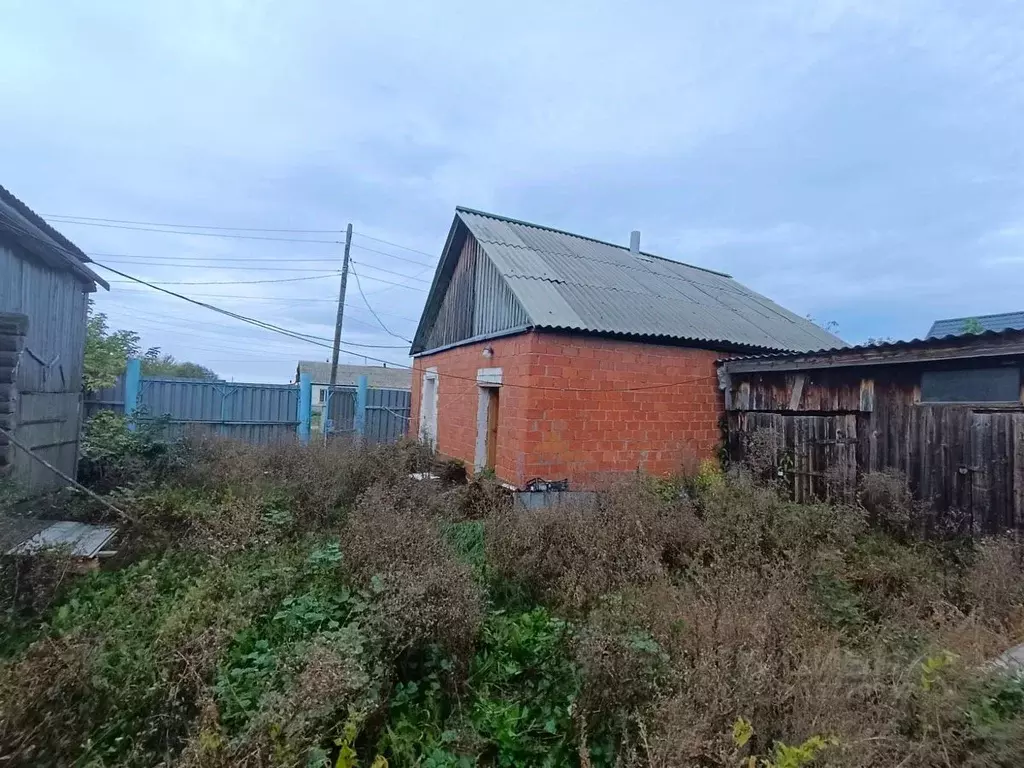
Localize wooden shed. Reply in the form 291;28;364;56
719;331;1024;532
0;184;107;494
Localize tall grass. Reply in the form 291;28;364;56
1;436;1023;767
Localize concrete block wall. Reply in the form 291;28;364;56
410;331;723;488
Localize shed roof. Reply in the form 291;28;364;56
0;184;108;289
296;361;411;389
414;208;845;354
719;328;1024;374
927;312;1024;339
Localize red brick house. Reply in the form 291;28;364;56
409;208;842;488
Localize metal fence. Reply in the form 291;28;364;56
325;384;411;444
85;372;299;444
84;363;410;446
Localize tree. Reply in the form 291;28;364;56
141;350;219;380
84;302;140;390
805;314;840;336
83;302;220;388
960;317;985;335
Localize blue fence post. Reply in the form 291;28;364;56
297;373;312;444
354;375;368;442
124;358;142;431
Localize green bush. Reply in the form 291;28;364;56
3;440;1024;767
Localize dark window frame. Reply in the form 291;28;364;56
919;366;1022;405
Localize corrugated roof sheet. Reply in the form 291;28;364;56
455;208;844;352
927;312;1024;339
718;328;1024;367
0;184;108;289
4;520;118;557
296;361;411;389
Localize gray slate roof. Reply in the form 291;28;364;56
296;361;411;389
927;312;1024;339
450;208;844;352
0;184;108;289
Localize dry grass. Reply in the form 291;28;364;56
486;478;704;611
4;439;1024;767
345;480;483;664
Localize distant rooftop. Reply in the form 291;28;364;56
296;361;411;389
927;311;1024;339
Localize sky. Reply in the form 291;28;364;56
2;0;1023;383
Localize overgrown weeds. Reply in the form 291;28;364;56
2;437;1024;767
486;478;704;611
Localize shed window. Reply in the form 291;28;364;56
920;368;1020;404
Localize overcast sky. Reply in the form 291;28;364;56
2;1;1022;382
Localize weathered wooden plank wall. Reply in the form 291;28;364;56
726;367;1024;532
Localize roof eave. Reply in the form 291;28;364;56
719;329;1024;374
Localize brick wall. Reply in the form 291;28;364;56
410;333;535;484
410;331;723;488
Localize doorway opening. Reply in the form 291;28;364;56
484;386;499;471
475;367;502;474
420;369;438;446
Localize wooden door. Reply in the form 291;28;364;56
486;387;499;470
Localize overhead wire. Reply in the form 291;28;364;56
92;252;339;263
350;242;434;268
348;263;414;343
352;231;438;258
97;260;344;272
349;260;432;284
42;217;342;243
103;298;412;350
44;214;342;234
107;272;340;286
10;216;719;394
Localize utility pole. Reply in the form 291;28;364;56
325;224;352;443
329;223;353;388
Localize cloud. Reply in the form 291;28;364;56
1;0;1022;378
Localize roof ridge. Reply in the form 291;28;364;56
0;184;92;263
455;206;731;278
935;310;1024;322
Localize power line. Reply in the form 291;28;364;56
105;300;412;349
349;259;432;284
92;252;338;263
352;231;438;259
46;218;341;243
100;260;345;272
1;215;412;358
111;289;340;302
45;214;341;234
104;271;340;286
103;290;420;321
350;242;434;268
349;263;414;344
356;274;428;292
101;262;717;392
44;214;438;261
5;217;718;394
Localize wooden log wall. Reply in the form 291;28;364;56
0;312;28;479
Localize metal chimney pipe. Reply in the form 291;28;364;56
629;230;641;254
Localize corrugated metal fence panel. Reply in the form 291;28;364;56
138;378;300;444
326;386;357;435
85;376;407;446
84;376;125;418
325;386;409;443
365;387;411;444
